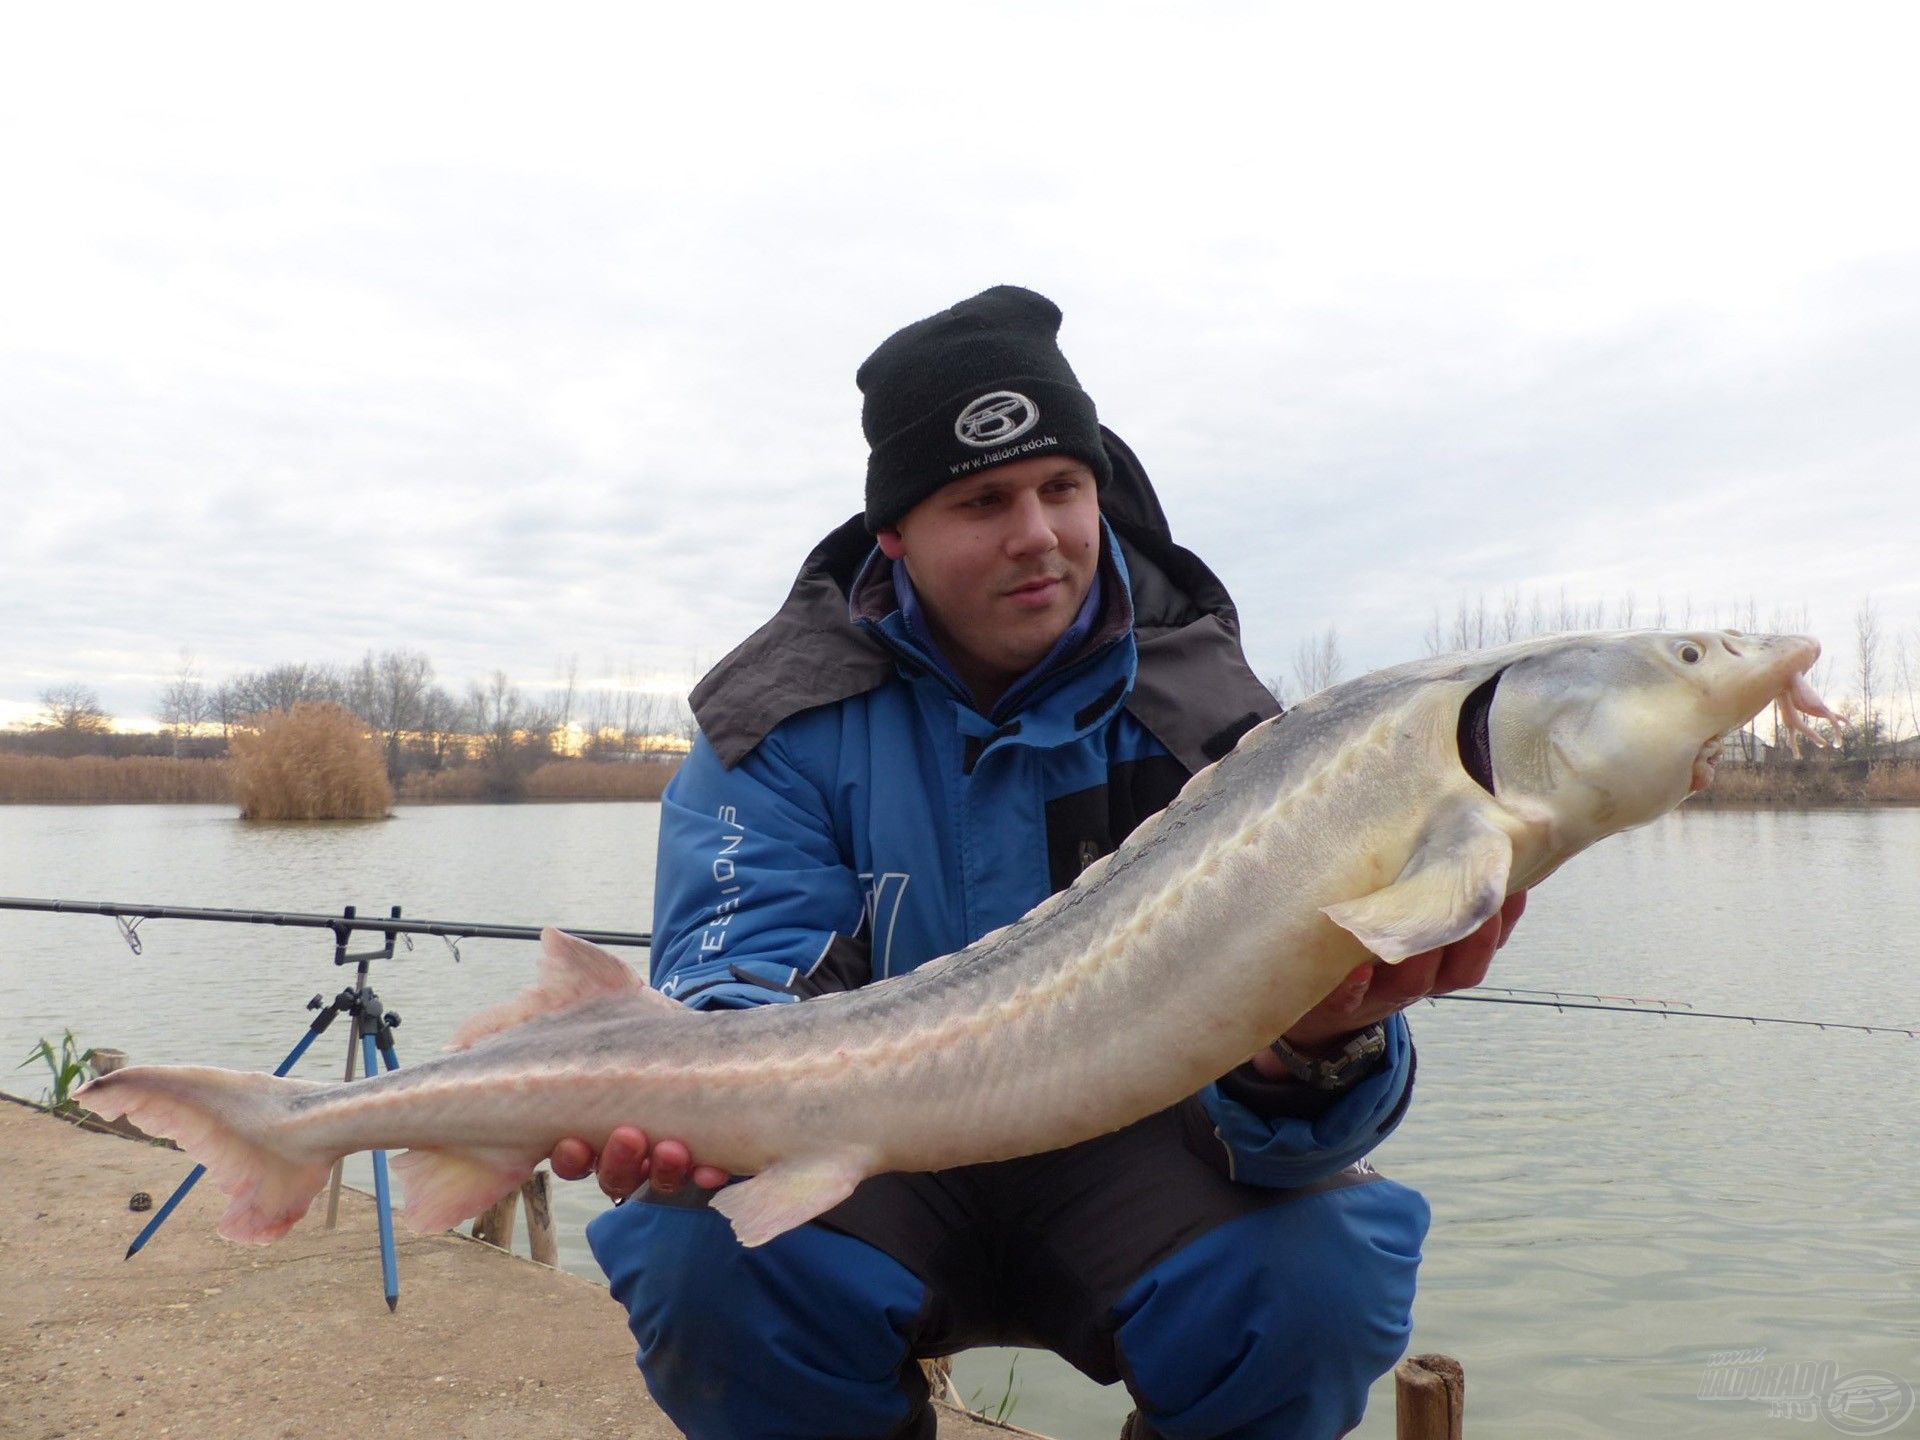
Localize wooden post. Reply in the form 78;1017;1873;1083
1396;1353;1465;1440
472;1191;519;1251
920;1356;961;1407
89;1048;128;1078
521;1169;558;1268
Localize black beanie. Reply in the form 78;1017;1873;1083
858;286;1112;532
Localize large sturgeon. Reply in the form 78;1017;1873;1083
79;630;1835;1248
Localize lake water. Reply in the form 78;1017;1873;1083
2;803;1917;1438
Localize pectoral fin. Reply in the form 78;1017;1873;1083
709;1152;873;1248
1322;804;1513;964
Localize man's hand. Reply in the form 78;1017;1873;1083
549;1128;729;1202
1252;890;1528;1076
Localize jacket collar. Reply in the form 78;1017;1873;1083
687;428;1280;770
844;519;1134;726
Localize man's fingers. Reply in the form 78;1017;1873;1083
650;1138;691;1195
690;1163;730;1190
1368;950;1442;1009
1496;890;1528;948
1325;963;1373;1012
550;1136;597;1182
1432;909;1502;992
597;1125;653;1202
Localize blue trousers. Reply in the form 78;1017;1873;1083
589;1143;1426;1440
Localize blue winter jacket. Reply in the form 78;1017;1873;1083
650;441;1414;1188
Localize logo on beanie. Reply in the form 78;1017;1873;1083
954;391;1038;448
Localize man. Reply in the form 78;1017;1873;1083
555;287;1523;1439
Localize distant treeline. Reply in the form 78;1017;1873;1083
8;649;696;801
0;753;681;806
1277;592;1920;765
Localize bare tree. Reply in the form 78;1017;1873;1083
1893;630;1918;745
156;651;211;756
209;681;244;743
417;685;467;771
233;662;341;716
357;650;434;778
1290;626;1344;699
582;688;620;758
1855;596;1883;766
35;683;111;756
467;671;555;795
1449;595;1489;652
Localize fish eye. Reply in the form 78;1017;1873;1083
1673;640;1704;664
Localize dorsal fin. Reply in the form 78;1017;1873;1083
446;928;677;1050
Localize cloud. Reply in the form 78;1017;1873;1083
2;4;1917;725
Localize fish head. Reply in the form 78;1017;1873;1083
1485;630;1823;846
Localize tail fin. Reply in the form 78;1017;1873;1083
76;1067;335;1244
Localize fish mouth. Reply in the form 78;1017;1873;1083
1699;636;1835;784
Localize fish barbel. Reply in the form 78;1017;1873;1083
78;630;1833;1247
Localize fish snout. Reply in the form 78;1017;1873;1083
1699;633;1823;736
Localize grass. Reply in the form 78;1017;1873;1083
228;702;394;820
965;1353;1022;1425
0;754;231;803
18;1030;96;1115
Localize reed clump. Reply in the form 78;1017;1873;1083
0;754;231;803
228;703;393;820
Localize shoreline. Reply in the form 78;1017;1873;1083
0;1096;1021;1439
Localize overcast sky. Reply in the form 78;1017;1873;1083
3;2;1916;731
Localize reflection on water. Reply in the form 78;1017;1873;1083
3;803;1916;1438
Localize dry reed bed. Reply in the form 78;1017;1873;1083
1701;762;1920;805
0;754;231;804
524;759;678;801
395;759;679;803
227;703;393;820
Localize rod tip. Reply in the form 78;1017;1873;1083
386;1294;398;1313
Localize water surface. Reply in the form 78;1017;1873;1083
2;804;1915;1437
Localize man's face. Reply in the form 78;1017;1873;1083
876;455;1101;700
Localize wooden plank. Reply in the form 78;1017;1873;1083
521;1169;558;1267
472;1190;519;1251
1396;1352;1466;1440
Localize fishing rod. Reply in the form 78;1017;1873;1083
6;896;1907;1037
1467;984;1693;1009
0;895;651;957
1438;990;1919;1038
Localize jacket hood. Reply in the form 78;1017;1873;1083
688;427;1280;772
